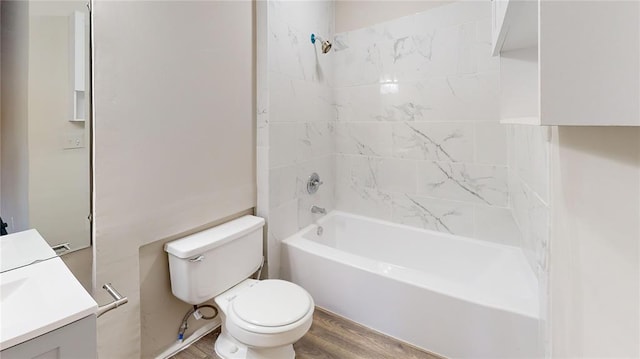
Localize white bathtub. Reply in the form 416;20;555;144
281;211;540;358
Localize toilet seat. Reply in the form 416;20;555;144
227;280;313;335
221;279;314;349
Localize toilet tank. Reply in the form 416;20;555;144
164;215;265;305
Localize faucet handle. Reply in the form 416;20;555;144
307;172;323;194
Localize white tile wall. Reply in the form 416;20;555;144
332;1;518;244
507;125;551;276
261;1;549;281
262;0;335;278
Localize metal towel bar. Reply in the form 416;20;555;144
97;283;128;318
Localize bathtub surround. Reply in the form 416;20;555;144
332;2;519;246
507;124;551;354
507;125;550;272
258;0;336;278
93;2;256;358
261;2;546;357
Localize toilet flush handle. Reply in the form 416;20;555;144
189;255;205;262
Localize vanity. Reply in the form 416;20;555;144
0;230;98;358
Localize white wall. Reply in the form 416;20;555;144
550;127;640;358
0;0;30;234
92;1;255;357
335;0;452;33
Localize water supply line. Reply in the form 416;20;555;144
177;304;218;342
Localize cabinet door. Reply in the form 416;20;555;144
540;0;640;126
0;316;96;359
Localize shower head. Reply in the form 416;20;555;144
310;33;332;54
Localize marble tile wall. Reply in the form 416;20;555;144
259;0;336;278
332;1;519;246
507;125;550;275
507;124;551;355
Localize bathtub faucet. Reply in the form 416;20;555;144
310;205;326;214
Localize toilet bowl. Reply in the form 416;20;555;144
214;279;314;359
164;215;314;359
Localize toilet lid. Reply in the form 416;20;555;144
231;280;312;327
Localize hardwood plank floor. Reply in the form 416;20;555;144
171;307;443;359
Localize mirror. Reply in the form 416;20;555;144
0;1;92;261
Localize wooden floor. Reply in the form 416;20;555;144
171;307;443;359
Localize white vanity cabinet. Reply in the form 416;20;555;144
493;0;640;126
0;316;96;359
0;230;98;358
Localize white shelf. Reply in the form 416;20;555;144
491;0;538;56
493;0;640;126
500;117;539;125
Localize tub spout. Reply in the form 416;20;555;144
311;205;326;214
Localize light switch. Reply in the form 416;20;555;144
63;134;84;149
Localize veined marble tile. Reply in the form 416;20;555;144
269;122;298;168
269;72;333;123
457;22;478;75
475;122;507;165
332;74;498;123
424;73;500;122
391;193;474;237
298;122;335;161
474;206;521;247
509;174;549;275
256;146;270;213
298;187;334;231
417;161;508;207
332;41;385;87
393;121;474;162
475;18;500;73
257;54;269;148
341;155;417;194
332;1;493;87
268;16;333;84
343;12;417;49
268;18;309;81
513;125;550;204
267;199;298;278
335;182;393;221
257;108;269;148
269;164;299;209
335;122;393;157
334;83;429;122
296;155;335;200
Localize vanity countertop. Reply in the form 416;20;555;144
0;230;97;350
0;229;57;272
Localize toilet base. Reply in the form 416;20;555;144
214;331;295;359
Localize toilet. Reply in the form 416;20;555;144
164;215;314;359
